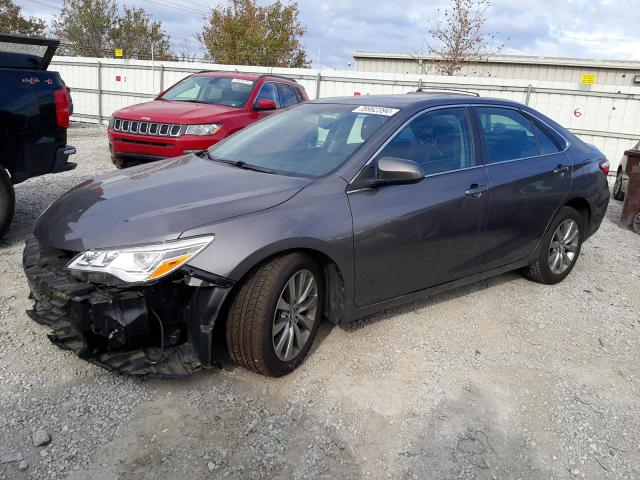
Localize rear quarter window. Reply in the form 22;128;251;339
532;123;561;155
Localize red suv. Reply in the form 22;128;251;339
108;71;308;168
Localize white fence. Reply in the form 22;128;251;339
51;56;640;171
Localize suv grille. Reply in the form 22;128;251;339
113;118;183;137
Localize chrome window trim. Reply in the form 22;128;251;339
347;103;572;187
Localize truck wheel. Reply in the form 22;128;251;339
521;206;583;285
0;168;15;238
226;253;323;377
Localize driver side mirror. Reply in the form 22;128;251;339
377;157;425;184
350;157;425;190
254;99;277;111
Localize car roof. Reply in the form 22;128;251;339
191;71;299;84
311;93;524;110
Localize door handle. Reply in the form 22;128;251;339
465;184;490;198
553;165;570;175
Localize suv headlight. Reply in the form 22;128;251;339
67;236;214;283
109;115;115;127
185;123;222;136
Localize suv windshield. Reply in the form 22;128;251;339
209;103;392;177
160;76;255;108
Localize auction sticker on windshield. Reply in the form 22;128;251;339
352;106;400;116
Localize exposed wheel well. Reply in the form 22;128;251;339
215;248;346;342
261;249;345;325
564;197;591;232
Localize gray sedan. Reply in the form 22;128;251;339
24;93;610;377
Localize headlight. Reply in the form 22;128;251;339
109;115;115;127
185;123;222;136
67;236;214;283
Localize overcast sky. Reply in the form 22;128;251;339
16;0;640;67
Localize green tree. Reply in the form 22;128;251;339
53;0;172;59
0;0;46;37
53;0;116;56
112;6;173;59
200;0;309;68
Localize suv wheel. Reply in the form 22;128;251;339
612;168;625;201
226;253;322;376
0;168;15;238
521;206;583;284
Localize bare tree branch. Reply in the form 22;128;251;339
416;0;503;76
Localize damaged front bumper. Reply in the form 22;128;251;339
22;237;233;377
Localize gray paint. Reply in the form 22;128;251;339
34;93;610;321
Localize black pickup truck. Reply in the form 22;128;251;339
0;34;76;237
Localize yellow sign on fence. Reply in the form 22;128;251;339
580;73;597;85
114;48;123;58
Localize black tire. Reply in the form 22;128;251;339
226;252;323;377
521;206;584;285
612;168;625;201
0;168;15;238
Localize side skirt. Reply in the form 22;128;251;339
342;258;531;326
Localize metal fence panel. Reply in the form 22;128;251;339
52;56;640;171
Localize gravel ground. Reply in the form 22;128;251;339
1;124;639;480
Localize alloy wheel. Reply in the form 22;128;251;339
272;269;318;362
548;219;580;275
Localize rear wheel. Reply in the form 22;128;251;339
226;253;323;376
0;168;15;238
612;168;625;201
521;206;583;284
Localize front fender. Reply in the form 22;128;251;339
181;175;355;304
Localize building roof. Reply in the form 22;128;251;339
352;51;640;71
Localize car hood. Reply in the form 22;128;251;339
35;155;312;252
114;100;242;123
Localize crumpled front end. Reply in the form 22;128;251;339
22;237;233;377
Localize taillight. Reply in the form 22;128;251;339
598;159;610;175
54;88;70;128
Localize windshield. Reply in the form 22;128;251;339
160;76;254;108
208;103;393;177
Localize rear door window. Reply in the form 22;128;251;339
377;107;475;175
477;107;538;163
277;83;298;108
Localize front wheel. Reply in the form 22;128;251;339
0;168;15;238
612;169;625;201
521;206;583;284
226;253;323;376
